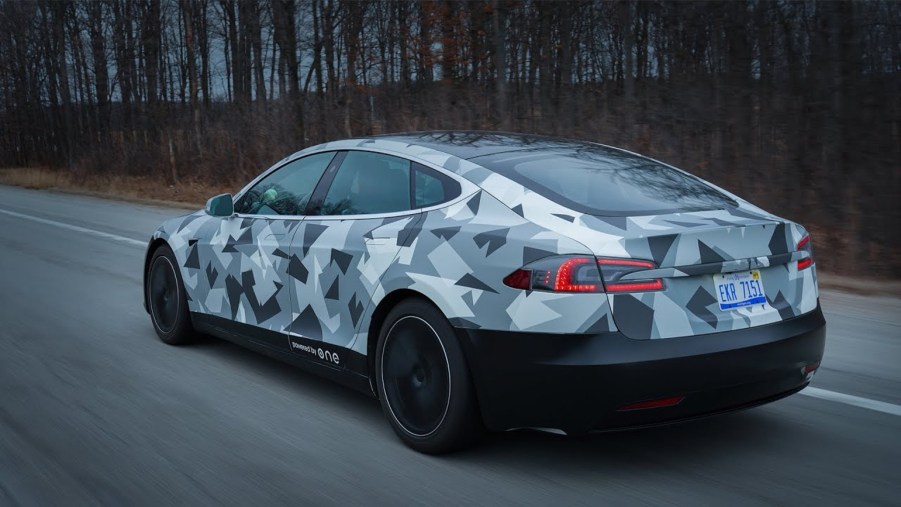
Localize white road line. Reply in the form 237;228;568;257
0;208;146;247
800;387;901;417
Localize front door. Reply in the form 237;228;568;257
193;151;336;350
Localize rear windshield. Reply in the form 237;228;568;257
473;146;736;216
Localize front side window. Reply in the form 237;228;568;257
234;152;335;215
320;151;412;215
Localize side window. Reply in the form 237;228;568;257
320;151;412;215
234;152;335;215
413;163;461;208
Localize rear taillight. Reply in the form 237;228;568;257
503;256;663;293
501;269;532;290
503;255;603;293
596;258;664;293
797;235;814;270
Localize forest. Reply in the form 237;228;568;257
0;0;898;276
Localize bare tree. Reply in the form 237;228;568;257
0;0;898;275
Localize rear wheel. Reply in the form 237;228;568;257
146;245;194;345
375;299;482;453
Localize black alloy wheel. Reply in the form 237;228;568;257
376;299;482;453
146;245;194;345
382;315;452;436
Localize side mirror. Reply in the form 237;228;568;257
205;193;234;217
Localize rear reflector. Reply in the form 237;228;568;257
618;396;685;411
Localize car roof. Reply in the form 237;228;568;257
369;131;596;160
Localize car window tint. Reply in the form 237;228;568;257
472;147;736;216
234;152;335;216
414;164;461;208
320;151;412;215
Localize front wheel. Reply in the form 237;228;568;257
146;245;194;345
375;299;482;453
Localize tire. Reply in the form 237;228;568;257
375;298;483;453
146;245;194;345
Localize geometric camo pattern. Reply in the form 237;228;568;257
149;133;818;360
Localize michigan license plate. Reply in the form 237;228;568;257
713;270;767;310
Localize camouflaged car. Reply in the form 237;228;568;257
143;132;826;453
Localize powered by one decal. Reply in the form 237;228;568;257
290;338;340;365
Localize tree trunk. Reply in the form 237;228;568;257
493;0;507;128
180;0;202;156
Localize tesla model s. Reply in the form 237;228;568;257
143;132;825;453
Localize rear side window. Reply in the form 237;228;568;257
413;163;461;208
320;151;412;215
473;147;736;216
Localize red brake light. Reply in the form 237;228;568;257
797;235;814;270
597;258;655;269
503;256;664;293
604;279;665;293
503;255;603;293
554;258;599;292
597;258;664;293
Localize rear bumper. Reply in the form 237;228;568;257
455;304;826;434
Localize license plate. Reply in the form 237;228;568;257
713;270;767;310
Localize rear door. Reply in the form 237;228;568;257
286;150;423;368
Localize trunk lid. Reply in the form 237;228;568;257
583;210;819;340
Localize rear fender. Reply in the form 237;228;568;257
346;190;618;357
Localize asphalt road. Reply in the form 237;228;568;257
1;184;899;506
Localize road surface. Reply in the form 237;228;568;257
0;185;898;506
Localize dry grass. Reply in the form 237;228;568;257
817;272;901;297
0;167;239;208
